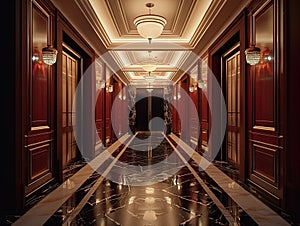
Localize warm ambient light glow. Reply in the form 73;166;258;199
42;45;58;65
142;63;157;72
107;85;113;93
134;3;167;39
245;45;261;65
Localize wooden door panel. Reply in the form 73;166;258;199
25;2;55;195
225;50;241;167
61;50;79;168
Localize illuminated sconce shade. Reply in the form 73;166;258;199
173;93;181;100
189;86;194;92
198;79;207;90
42;45;58;65
134;3;167;40
245;45;261;65
262;47;273;62
107;85;113;93
189;83;197;92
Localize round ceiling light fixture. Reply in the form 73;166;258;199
142;62;157;72
134;3;167;40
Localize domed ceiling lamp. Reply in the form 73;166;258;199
142;50;158;72
245;13;260;65
134;3;167;43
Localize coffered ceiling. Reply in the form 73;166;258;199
74;0;229;86
51;0;250;86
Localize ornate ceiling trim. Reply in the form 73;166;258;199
75;0;112;48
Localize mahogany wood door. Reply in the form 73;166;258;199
61;49;79;168
223;48;241;168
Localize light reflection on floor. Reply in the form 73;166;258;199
5;132;291;226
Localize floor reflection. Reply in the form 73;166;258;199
44;133;230;226
9;132;290;226
70;173;229;226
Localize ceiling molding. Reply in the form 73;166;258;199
101;0;198;38
189;0;227;48
104;0;131;36
75;0;112;48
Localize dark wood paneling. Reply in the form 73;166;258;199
56;10;95;177
286;0;300;218
29;144;51;180
254;62;274;128
208;10;246;178
24;0;56;196
252;143;278;185
189;73;199;143
105;68;112;145
178;76;188;141
246;0;285;208
95;88;105;147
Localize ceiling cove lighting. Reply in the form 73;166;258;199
134;3;167;41
42;45;58;65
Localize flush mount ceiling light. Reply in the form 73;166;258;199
142;63;157;72
42;45;58;65
134;3;167;40
141;50;158;72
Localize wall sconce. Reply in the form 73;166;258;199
245;45;261;65
118;93;126;100
107;85;113;93
32;54;39;62
42;45;58;65
173;93;181;100
262;47;273;62
198;79;207;90
189;83;197;93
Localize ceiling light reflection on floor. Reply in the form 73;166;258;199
145;187;155;194
143;210;157;222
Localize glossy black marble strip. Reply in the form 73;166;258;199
165;134;237;225
166;135;257;225
11;134;131;226
168;133;290;226
41;135;135;225
66;133;232;226
62;134;137;225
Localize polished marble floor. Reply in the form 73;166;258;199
2;132;293;225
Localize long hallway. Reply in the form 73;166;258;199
2;0;300;225
11;132;289;226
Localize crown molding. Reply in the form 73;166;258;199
189;0;227;48
75;0;112;48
